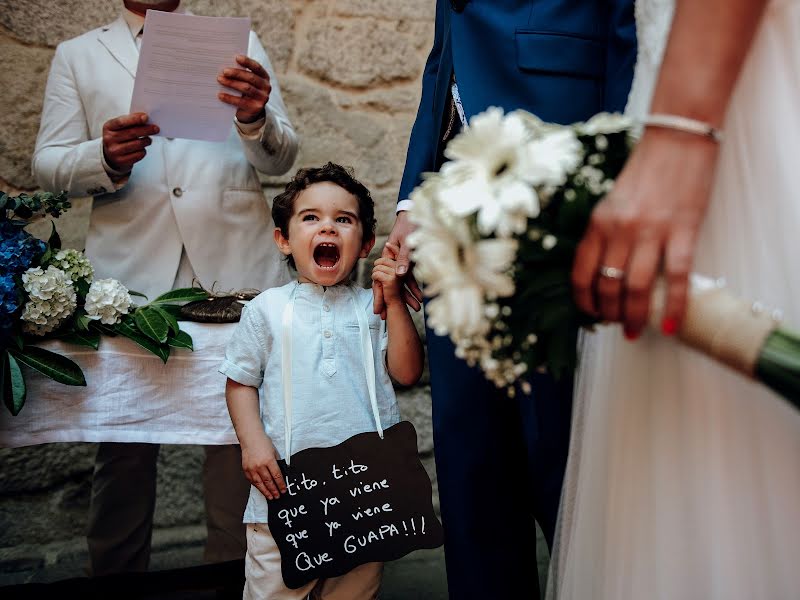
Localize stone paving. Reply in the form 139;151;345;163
0;527;550;599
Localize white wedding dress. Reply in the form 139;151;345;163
547;1;800;598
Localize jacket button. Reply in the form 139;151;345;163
172;187;183;197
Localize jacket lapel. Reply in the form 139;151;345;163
97;15;139;79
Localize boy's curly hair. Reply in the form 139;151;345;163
272;162;376;270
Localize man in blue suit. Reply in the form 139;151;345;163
375;1;636;597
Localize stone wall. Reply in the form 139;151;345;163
0;0;436;581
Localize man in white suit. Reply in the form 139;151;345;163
32;0;298;575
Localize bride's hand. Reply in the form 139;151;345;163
571;127;720;338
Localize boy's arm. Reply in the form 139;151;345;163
225;378;287;500
372;243;424;386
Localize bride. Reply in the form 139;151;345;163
548;0;800;597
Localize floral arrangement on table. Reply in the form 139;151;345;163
1;191;208;416
408;108;800;407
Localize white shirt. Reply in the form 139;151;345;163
101;9;275;177
219;281;402;523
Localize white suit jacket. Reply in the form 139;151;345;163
32;15;298;301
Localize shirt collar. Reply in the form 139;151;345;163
295;280;355;297
122;6;186;40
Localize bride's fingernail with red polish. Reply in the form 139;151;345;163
661;318;678;336
624;328;640;341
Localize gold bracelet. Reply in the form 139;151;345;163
643;113;724;143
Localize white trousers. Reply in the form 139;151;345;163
243;523;383;600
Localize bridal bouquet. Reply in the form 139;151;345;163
1;191;208;416
408;108;800;407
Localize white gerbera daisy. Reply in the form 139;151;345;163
409;192;517;338
436;107;541;237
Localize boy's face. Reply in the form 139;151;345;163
274;182;375;287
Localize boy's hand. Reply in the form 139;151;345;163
372;242;405;307
241;434;287;500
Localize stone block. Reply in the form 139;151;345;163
153;445;205;528
332;0;435;21
297;17;431;89
0;1;117;47
0;35;54;189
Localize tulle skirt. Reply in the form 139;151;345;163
548;3;800;598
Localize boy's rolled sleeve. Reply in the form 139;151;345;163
219;305;268;388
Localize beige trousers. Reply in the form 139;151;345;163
87;252;250;574
243;524;383;600
87;443;250;575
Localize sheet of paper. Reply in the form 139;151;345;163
130;10;250;142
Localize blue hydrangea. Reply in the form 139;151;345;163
0;221;46;275
0;272;20;335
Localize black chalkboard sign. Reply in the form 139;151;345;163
266;420;444;589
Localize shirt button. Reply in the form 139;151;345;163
323;304;330;312
172;187;183;197
323;330;332;338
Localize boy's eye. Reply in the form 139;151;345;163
302;214;318;221
336;216;353;224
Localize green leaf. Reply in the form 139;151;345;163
152;288;209;304
152;306;179;335
2;352;27;416
167;330;194;350
128;290;148;299
75;314;92;332
9;346;86;386
90;321;118;337
134;307;169;343
75;278;90;298
47;221;61;250
11;334;24;351
115;321;170;363
39;246;52;267
14;204;33;220
60;330;101;350
157;304;183;321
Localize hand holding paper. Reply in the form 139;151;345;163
130;10;251;141
217;54;272;124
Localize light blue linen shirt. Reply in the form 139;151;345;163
219;280;402;523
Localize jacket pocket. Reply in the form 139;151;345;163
515;31;605;80
222;188;266;215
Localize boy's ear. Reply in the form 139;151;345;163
274;227;292;257
359;233;376;258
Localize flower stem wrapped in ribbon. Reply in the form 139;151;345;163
408;108;800;408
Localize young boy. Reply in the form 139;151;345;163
219;162;424;600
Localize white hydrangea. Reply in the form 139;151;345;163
50;249;94;284
84;278;132;325
21;266;77;335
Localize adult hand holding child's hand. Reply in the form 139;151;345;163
372;242;405;307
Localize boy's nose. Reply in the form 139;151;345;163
319;221;337;234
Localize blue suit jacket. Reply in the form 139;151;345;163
399;0;637;201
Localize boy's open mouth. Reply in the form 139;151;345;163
313;242;340;269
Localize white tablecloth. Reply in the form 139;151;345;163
0;322;240;448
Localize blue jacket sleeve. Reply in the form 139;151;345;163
604;0;637;112
398;0;447;203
